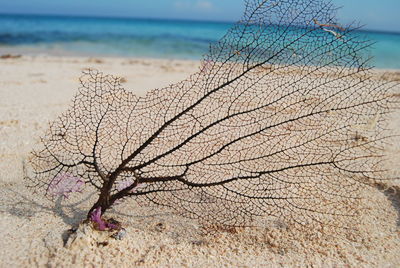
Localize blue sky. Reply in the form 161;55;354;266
0;0;399;32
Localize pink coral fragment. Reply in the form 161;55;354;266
90;207;119;231
48;172;84;198
90;207;107;231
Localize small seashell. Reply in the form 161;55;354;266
111;228;127;240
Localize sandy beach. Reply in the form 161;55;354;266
1;55;400;267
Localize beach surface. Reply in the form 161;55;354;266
1;55;400;267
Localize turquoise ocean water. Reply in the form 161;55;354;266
1;14;400;69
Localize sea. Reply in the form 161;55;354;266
1;14;400;69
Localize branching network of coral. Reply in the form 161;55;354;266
28;0;398;230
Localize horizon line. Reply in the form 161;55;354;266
0;11;235;25
1;11;400;35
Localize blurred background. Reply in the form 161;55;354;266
0;0;399;69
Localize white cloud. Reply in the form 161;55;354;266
196;1;213;10
174;0;214;11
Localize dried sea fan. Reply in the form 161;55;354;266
28;0;398;230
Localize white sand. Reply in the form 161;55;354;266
1;55;400;267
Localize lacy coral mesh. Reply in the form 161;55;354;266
28;0;398;228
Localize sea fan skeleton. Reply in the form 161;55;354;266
28;0;398;229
